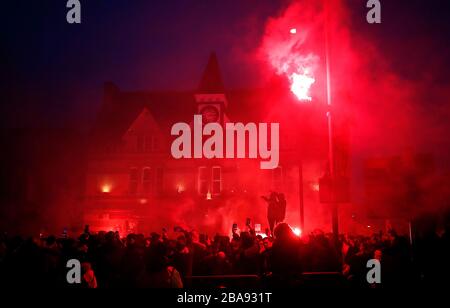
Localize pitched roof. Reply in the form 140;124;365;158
89;56;334;158
90;90;196;146
90;88;265;142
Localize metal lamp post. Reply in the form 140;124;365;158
324;0;339;244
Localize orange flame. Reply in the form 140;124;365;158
290;72;315;101
265;29;319;102
261;2;322;102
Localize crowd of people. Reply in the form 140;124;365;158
0;220;449;288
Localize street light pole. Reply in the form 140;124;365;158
328;110;339;243
298;159;304;232
324;0;339;244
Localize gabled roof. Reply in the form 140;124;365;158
90;88;266;142
90;90;196;146
89;55;335;159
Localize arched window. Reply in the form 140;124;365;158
129;167;139;195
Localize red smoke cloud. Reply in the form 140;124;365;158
259;0;450;157
256;0;450;228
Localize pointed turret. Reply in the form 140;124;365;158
198;52;225;93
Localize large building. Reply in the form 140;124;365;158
82;53;351;235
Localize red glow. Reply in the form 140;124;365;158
256;232;268;239
101;184;111;193
140;198;148;205
177;184;185;193
310;182;320;192
292;226;302;237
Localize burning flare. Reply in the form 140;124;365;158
291;226;302;237
290;71;315;101
270;37;319;102
261;3;321;102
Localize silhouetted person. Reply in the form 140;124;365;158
262;192;279;234
138;241;183;288
120;233;144;287
276;193;286;223
270;223;302;286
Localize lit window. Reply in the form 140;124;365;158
101;183;111;193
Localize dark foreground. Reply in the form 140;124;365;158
1;222;449;288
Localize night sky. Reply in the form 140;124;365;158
1;0;449;131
